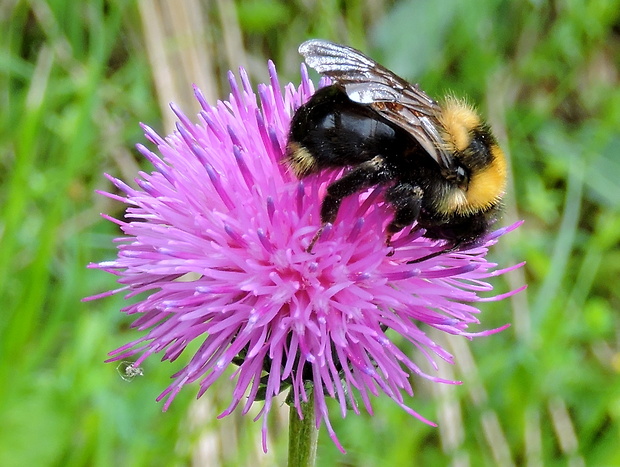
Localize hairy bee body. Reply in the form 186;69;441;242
286;40;507;253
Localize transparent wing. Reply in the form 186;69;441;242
299;39;451;168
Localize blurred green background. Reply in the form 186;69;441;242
2;0;619;465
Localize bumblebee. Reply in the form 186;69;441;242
286;39;507;257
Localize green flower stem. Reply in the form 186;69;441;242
288;389;318;467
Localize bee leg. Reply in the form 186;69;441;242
320;156;392;223
308;156;392;252
306;226;325;253
406;242;462;264
384;183;423;251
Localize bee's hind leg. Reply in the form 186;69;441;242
384;183;423;253
307;156;392;252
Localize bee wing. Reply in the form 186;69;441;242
299;39;452;169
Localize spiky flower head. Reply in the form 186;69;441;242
86;61;524;452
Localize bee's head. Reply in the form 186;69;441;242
435;96;507;216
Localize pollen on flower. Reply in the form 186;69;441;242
85;59;524;453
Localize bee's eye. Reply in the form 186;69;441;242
455;166;468;190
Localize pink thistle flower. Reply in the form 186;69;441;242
85;61;524;452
